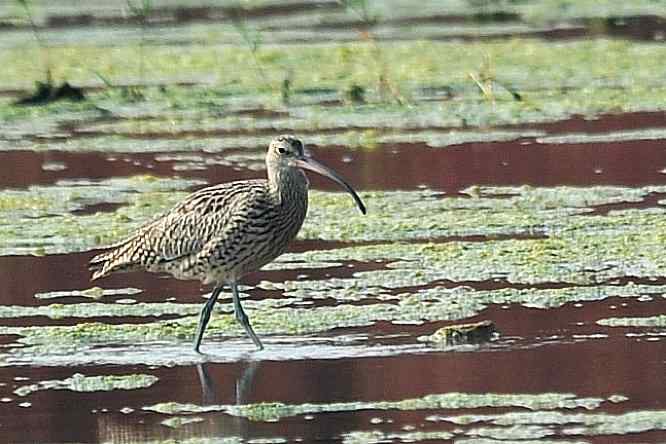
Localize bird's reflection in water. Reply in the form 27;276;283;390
196;360;261;405
195;359;261;441
96;360;262;444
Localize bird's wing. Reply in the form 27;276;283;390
194;184;277;265
90;180;269;277
138;180;269;262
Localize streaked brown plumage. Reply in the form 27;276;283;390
89;135;366;352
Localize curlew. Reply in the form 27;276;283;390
89;135;366;352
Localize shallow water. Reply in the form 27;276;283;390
7;127;666;193
2;309;666;443
2;127;666;442
2;2;666;443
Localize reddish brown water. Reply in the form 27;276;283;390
6;133;666;195
1;298;665;443
2;8;666;441
2;115;666;441
0;246;387;311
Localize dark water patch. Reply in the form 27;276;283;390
224;299;666;407
283;296;340;309
0;334;21;346
3;1;342;32
0;150;253;189
0;147;371;193
323;283;666;347
112;138;664;192
603;276;666;287
44;13;95;29
425;232;548;243
232;108;290;119
151;1;342;23
0;314;183;328
390;277;580;295
272;11;520;33
284;296;398;310
470;295;666;341
0;144;390;193
181;26;591;46
286;238;354;253
0;361;309;443
423;25;589;42
0;364;193;443
0;252;200;307
0;247;386;312
0;151;112;188
70;202;125;216
48;338;666;441
588;432;666;444
1;296;666;442
244;259;390;290
506;111;666;135
0;151;163;188
271;15;666;44
588;192;666;215
313;98;344;108
583;15;666;42
382;11;522;26
335;138;666;193
0;253;95;308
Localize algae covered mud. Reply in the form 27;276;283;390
2;0;666;442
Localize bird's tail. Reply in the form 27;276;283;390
88;238;142;280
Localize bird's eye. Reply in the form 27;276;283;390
277;147;287;154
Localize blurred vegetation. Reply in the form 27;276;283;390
339;0;405;104
1;37;665;114
123;0;154;99
0;1;665;116
13;0;51;86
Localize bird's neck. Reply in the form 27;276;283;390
268;166;309;204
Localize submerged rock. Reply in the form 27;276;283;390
418;320;497;346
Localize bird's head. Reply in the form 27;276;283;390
267;135;366;214
268;134;306;166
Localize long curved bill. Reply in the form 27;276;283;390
293;156;366;214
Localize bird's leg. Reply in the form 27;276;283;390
194;285;224;353
230;281;264;350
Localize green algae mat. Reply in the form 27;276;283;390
1;183;666;354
